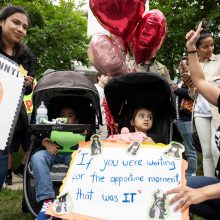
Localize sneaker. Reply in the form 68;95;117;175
14;165;24;178
5;172;12;185
36;199;53;220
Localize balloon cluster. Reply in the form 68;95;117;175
88;0;168;77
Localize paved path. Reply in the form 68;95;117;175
4;174;23;190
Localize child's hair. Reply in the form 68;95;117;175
48;98;79;121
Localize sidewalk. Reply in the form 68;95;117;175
4;174;23;190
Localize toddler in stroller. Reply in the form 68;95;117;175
22;70;101;218
33;104;85;220
104;72;176;144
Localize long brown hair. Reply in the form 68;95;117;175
0;5;30;58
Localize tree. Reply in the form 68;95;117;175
2;0;89;79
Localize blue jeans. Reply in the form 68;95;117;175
0;154;8;191
175;120;197;176
31;150;72;202
187;176;220;219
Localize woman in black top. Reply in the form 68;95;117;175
0;5;35;190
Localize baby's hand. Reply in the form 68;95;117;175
24;75;34;87
42;138;59;155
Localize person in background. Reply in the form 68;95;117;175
138;57;173;85
165;22;220;220
0;5;35;190
171;56;197;176
189;21;220;177
94;72;109;140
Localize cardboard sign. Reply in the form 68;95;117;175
23;79;37;114
48;141;188;220
0;54;24;150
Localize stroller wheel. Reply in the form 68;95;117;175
22;196;29;213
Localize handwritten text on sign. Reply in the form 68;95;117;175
52;142;187;220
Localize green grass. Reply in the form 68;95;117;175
0;188;34;220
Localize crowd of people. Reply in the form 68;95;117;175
1;4;220;220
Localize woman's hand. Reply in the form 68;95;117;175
24;75;34;87
165;185;206;212
185;22;203;51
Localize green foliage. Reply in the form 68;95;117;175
1;0;220;79
150;0;220;78
1;0;89;79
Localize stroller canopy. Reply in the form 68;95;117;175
31;70;101;125
105;72;175;120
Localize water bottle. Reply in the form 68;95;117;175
36;101;48;124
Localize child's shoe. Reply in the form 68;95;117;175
36;199;53;220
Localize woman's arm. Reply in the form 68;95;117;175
186;22;220;106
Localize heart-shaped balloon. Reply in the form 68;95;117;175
132;9;168;64
89;0;147;40
88;35;127;77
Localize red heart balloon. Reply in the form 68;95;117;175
89;0;147;40
132;9;168;64
88;35;127;77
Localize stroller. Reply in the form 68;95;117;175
104;72;176;144
22;70;102;217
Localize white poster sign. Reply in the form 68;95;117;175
0;54;24;150
48;141;188;220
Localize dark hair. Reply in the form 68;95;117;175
0;5;30;57
195;20;213;48
96;72;103;82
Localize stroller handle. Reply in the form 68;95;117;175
29;124;93;132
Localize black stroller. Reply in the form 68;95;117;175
104;72;176;144
22;70;102;217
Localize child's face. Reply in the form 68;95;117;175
60;107;78;124
131;108;153;133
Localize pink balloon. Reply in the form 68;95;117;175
132;9;168;64
88;35;127;77
89;0;146;40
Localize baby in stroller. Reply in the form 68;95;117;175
23;70;101;219
32;103;85;220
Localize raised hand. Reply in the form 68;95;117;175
185;22;203;51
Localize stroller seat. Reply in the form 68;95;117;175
50;164;69;182
28;161;68;182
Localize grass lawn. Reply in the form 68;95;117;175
0;148;206;219
0;188;34;220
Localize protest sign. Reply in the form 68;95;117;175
48;140;188;220
0;54;24;150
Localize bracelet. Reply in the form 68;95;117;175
187;50;197;54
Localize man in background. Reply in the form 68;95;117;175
94;72;109;139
